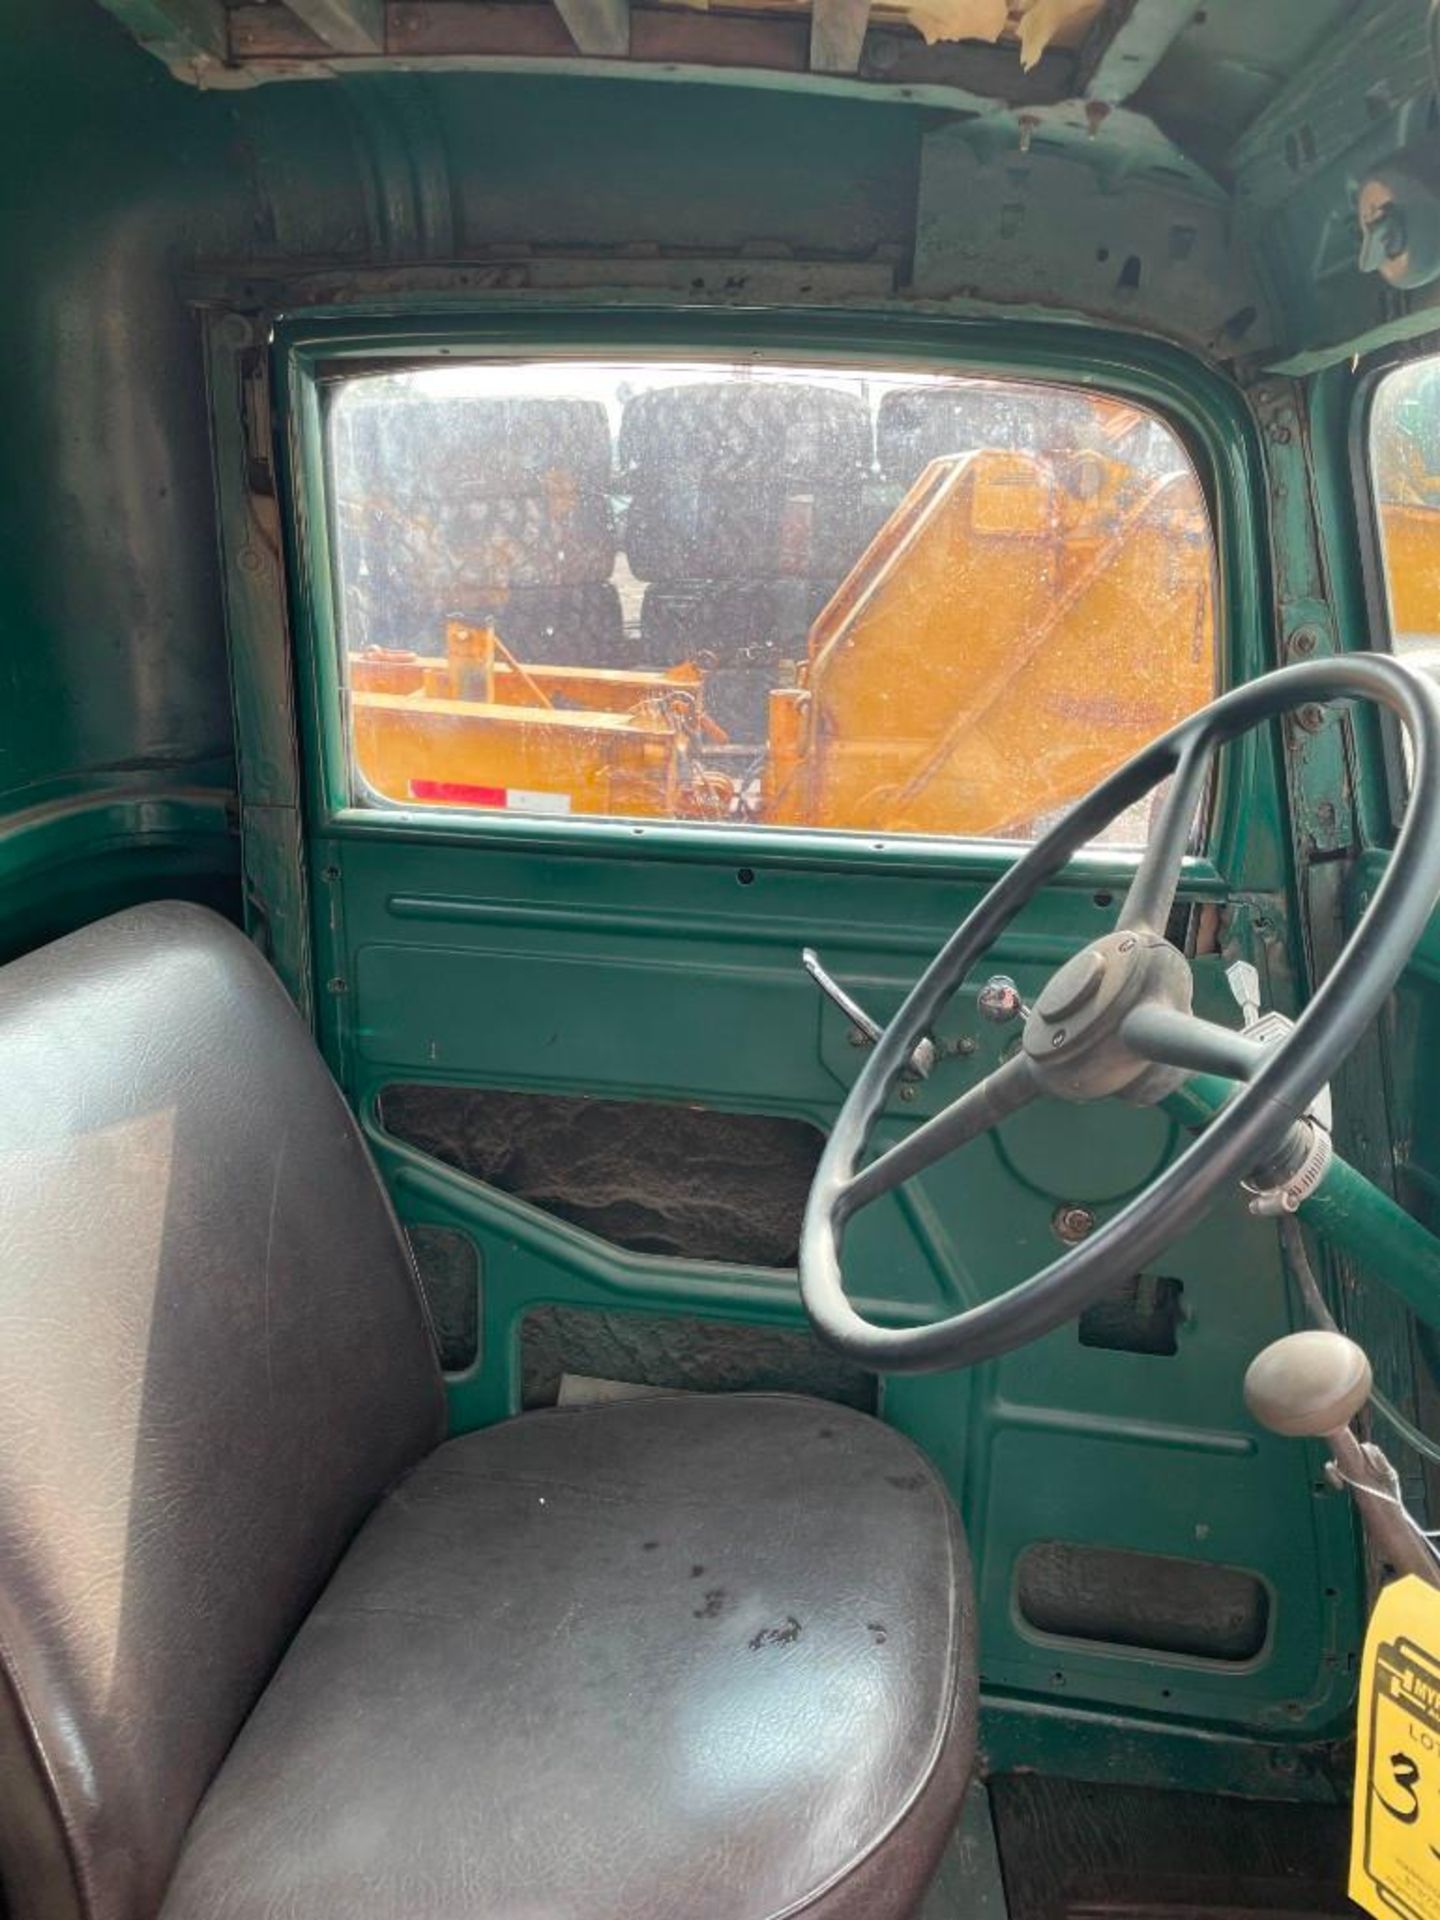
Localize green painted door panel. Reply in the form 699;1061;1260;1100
309;823;1361;1789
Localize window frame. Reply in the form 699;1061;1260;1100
275;306;1270;896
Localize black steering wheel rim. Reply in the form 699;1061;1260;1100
799;655;1440;1373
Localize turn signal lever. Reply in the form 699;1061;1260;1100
801;949;937;1081
1225;960;1335;1216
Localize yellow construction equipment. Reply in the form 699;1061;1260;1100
1371;366;1440;649
351;624;730;820
765;447;1212;836
1376;503;1440;641
350;446;1215;838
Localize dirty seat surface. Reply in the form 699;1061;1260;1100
161;1393;973;1920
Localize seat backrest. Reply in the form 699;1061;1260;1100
0;904;445;1920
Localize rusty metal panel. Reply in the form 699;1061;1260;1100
913;115;1270;355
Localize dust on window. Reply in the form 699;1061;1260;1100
327;361;1216;843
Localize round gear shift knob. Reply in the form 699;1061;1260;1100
1243;1330;1373;1438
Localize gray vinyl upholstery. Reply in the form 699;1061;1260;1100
0;905;976;1920
0;905;447;1920
161;1396;974;1920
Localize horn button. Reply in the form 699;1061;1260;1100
1022;930;1193;1103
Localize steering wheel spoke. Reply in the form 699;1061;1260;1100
1119;1004;1267;1084
1117;735;1214;937
842;1051;1040;1213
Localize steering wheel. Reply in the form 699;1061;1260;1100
799;656;1440;1373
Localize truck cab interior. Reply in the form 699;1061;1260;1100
9;3;1440;1917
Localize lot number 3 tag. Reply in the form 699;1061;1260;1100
1354;1576;1440;1920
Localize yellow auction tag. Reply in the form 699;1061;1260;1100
1353;1576;1440;1920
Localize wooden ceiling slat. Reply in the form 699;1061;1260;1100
1078;0;1201;103
809;0;872;74
283;0;385;52
552;0;630;56
226;0;1074;100
95;0;228;71
231;2;811;67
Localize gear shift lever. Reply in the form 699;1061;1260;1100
1245;1331;1440;1585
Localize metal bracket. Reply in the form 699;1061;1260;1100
801;948;936;1080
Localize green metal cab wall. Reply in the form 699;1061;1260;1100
0;0;250;958
256;307;1364;1794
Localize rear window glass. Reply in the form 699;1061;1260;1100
326;360;1216;843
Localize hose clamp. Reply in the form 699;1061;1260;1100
1244;1117;1334;1217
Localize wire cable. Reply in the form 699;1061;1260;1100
1279;1215;1440;1469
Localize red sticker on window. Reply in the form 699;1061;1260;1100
408;779;572;815
409;779;507;807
